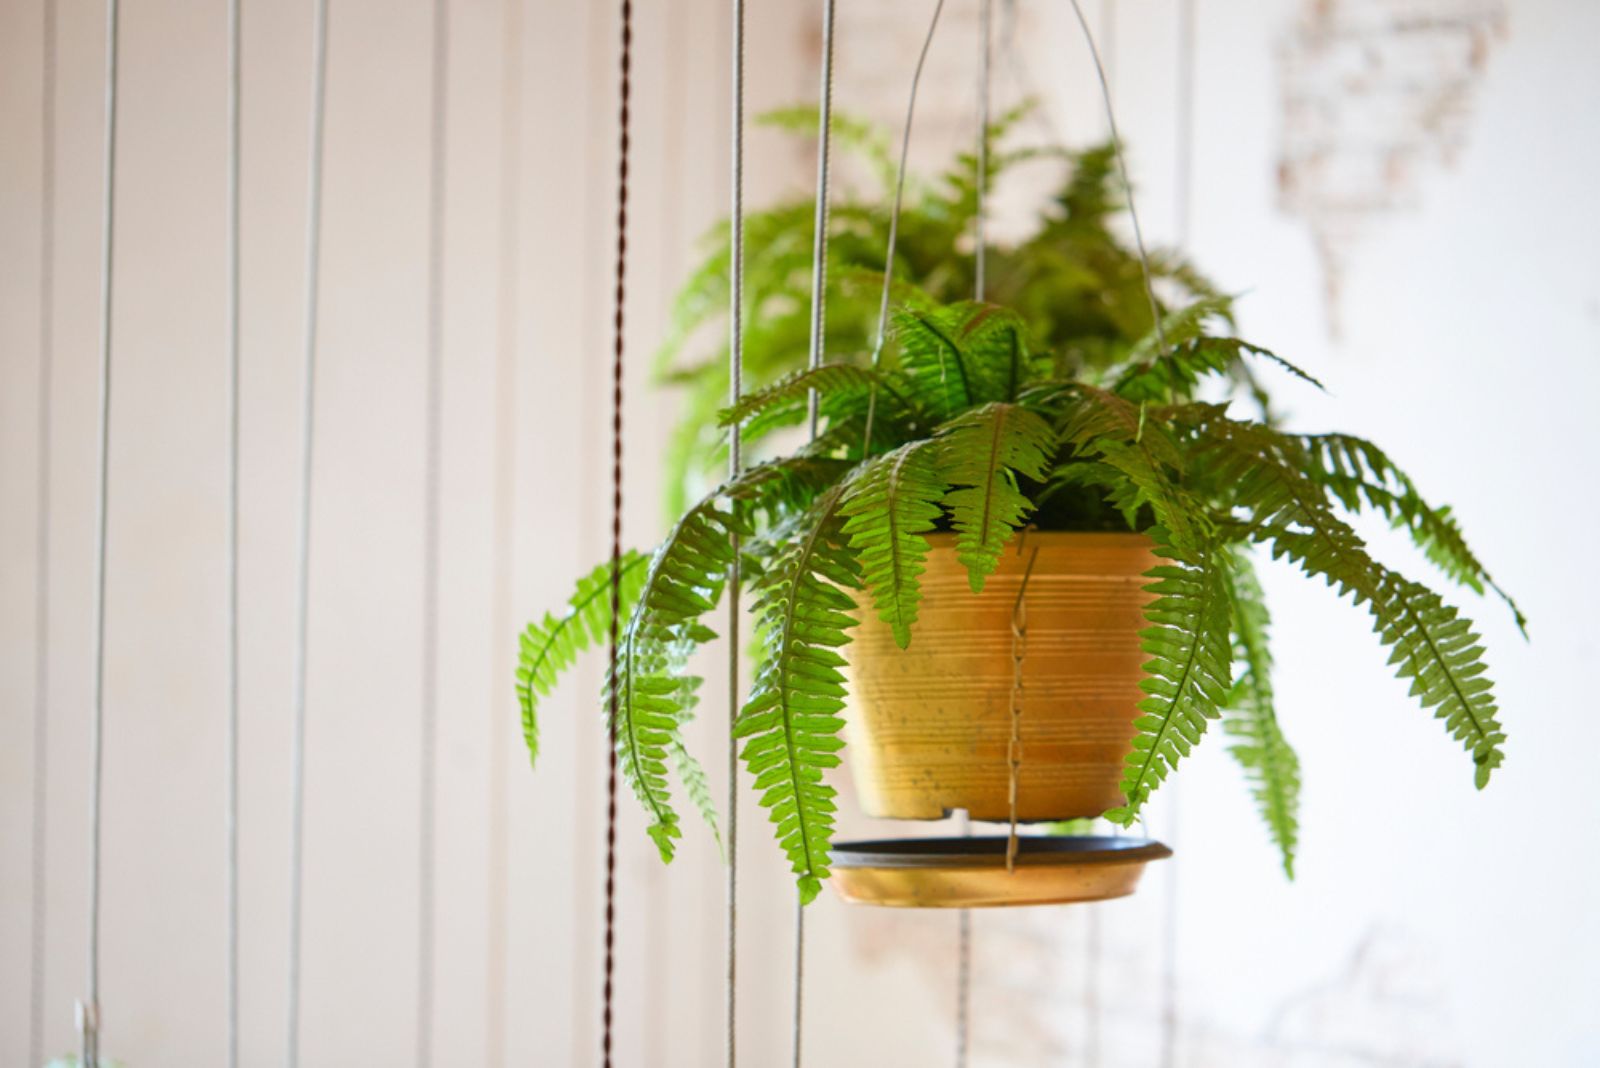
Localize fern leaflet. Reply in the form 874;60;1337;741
935;402;1056;591
840;441;948;648
736;479;862;903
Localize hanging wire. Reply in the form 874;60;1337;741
726;0;745;1065
485;2;523;1065
224;0;243;1062
1161;7;1196;1065
1064;0;1167;358
286;0;330;1062
804;0;837;439
601;3;634;1065
956;7;992;1065
80;1;121;1062
860;0;946;454
29;5;59;1067
417;0;450;1064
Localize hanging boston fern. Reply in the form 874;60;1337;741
517;121;1521;904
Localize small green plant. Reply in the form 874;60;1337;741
518;118;1520;900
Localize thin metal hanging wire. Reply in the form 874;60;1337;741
601;3;634;1065
860;0;947;454
1161;7;1196;1065
793;3;837;1064
225;0;243;1063
1065;0;1167;359
417;0;449;1065
286;0;330;1062
80;1;121;1062
726;1;746;1065
956;6;992;1065
29;5;59;1067
485;2;523;1065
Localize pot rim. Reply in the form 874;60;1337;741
831;835;1171;870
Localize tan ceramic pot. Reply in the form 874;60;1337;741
843;531;1156;821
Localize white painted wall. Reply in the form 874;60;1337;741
2;1;1596;1066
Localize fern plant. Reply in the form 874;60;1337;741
518;122;1519;898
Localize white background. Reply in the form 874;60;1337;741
2;0;1597;1065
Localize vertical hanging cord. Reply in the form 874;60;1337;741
725;1;745;1065
804;0;836;439
80;2;120;1063
955;8;991;1066
286;0;329;1062
1161;6;1195;1066
1065;0;1167;358
417;1;449;1065
793;5;835;1065
485;2;523;1065
860;0;945;454
224;0;243;1063
29;5;58;1068
601;4;633;1066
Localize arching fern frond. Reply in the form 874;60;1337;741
718;363;883;431
1375;568;1507;788
610;494;745;861
1190;414;1507;787
1106;530;1234;824
1221;548;1301;877
935;402;1056;591
1115;336;1325;406
840;441;948;648
1300;433;1525;634
516;551;650;768
736;480;862;904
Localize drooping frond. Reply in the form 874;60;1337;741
1105;530;1235;824
935;402;1056;591
1123;295;1235;365
516;551;650;768
1221;548;1301;877
673;734;723;857
609;493;745;861
736;480;862;904
1190;414;1507;786
839;441;948;648
1300;433;1525;634
1375;568;1507;788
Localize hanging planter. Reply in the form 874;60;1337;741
515;124;1521;909
845;530;1153;822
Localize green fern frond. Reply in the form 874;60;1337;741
892;305;981;418
672;733;723;856
609;494;746;861
719;363;877;427
1105;530;1234;824
1115;336;1325;406
516;551;651;768
1190;415;1506;786
1221;548;1301;877
1300;433;1525;634
935;402;1056;591
736;479;862;904
840;441;948;647
1375;568;1507;788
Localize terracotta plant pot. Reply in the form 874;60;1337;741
844;531;1156;821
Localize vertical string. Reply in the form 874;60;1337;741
29;4;59;1067
725;1;745;1065
1064;0;1167;358
861;0;945;455
80;1;121;1063
957;6;992;1065
794;4;835;1065
804;0;836;440
417;0;449;1065
286;0;330;1062
225;0;243;1063
1162;7;1196;1065
601;3;634;1066
485;1;523;1065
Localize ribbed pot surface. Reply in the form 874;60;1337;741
844;531;1155;821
